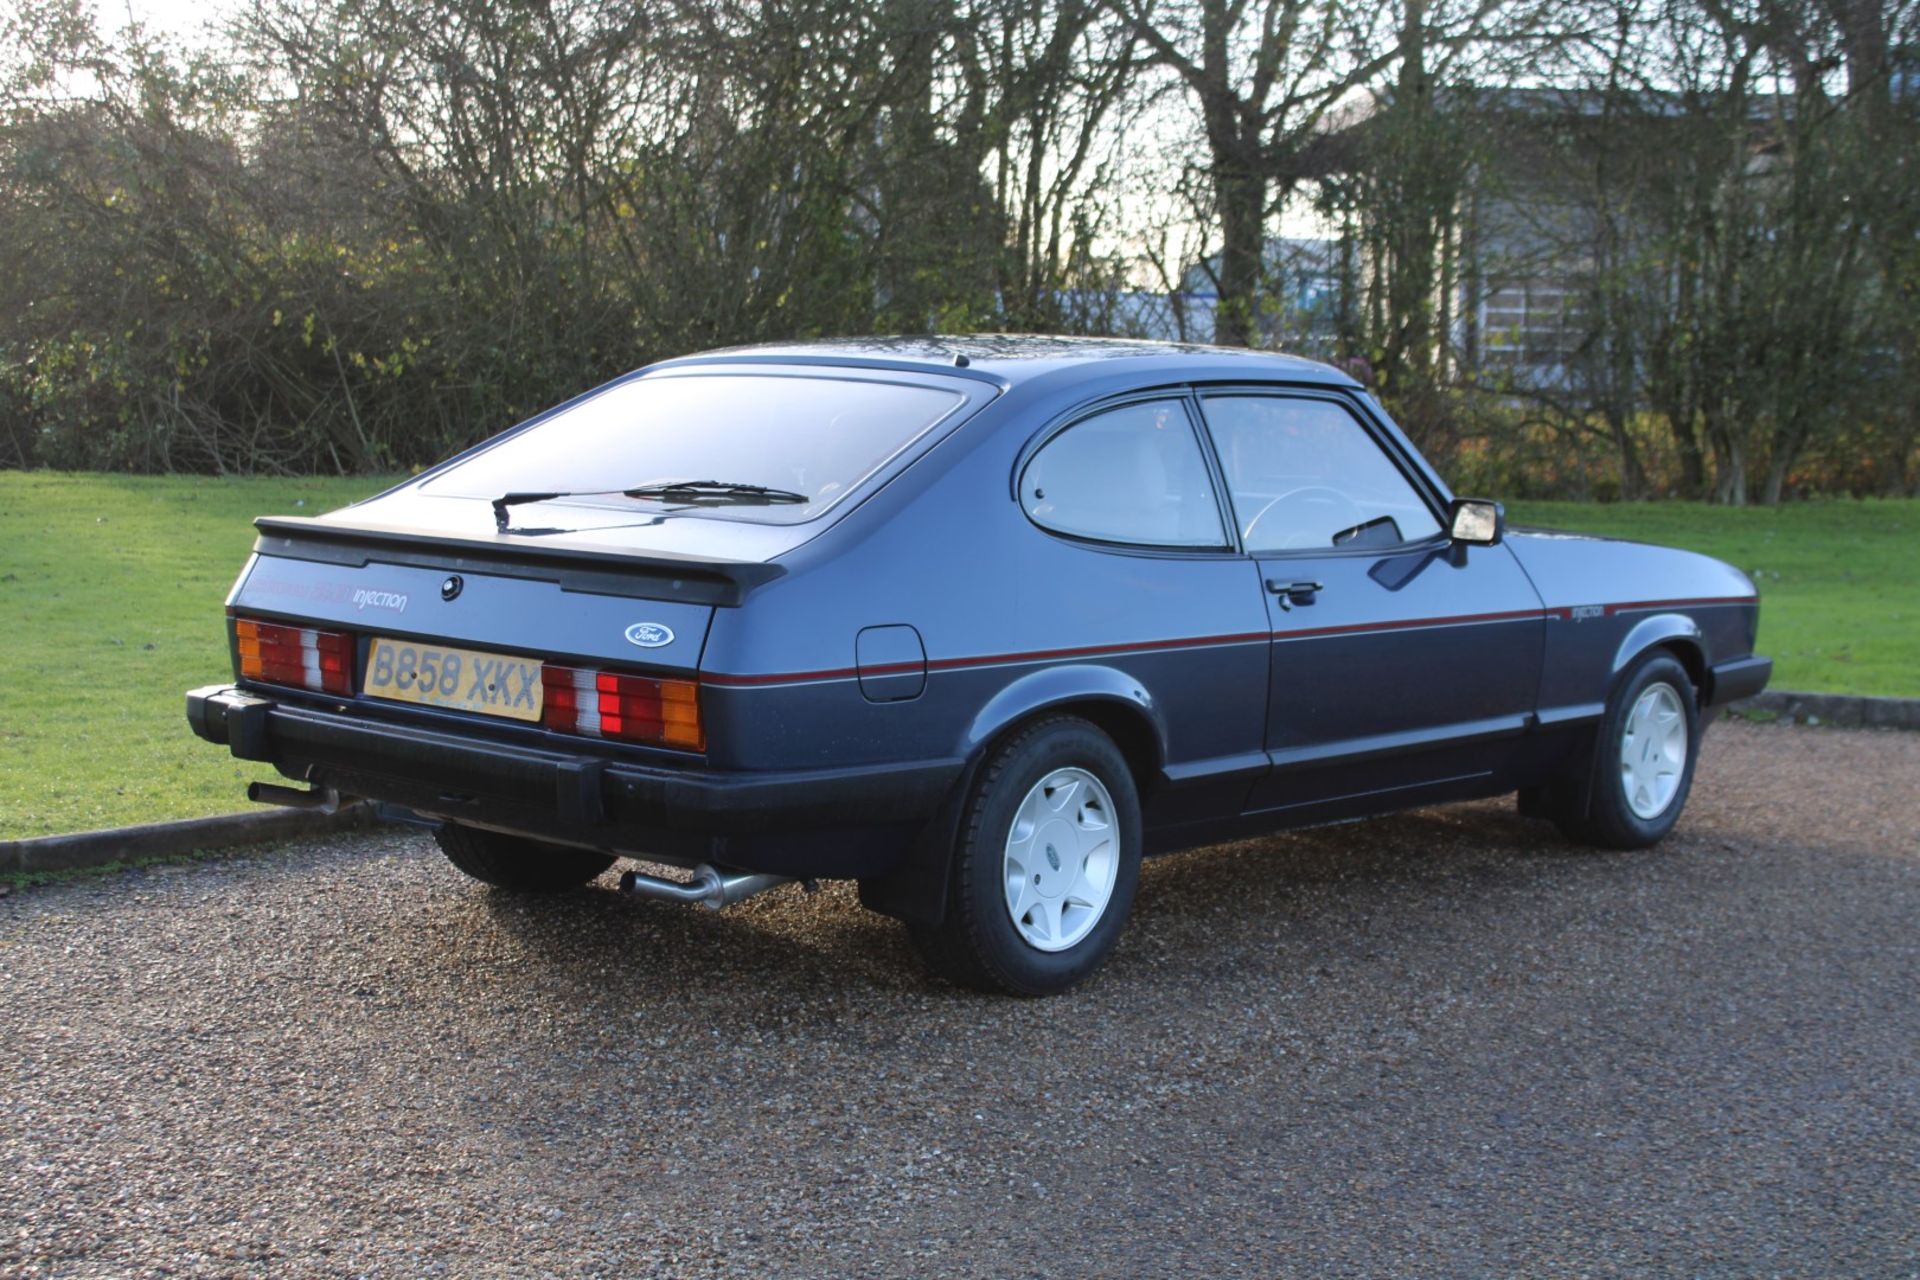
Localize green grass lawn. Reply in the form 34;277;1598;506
1;472;405;839
1509;499;1918;700
1;473;1912;839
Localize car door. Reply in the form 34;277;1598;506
1194;390;1546;816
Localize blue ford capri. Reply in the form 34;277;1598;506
187;337;1771;994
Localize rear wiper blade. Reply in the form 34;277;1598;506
491;481;808;532
623;480;809;504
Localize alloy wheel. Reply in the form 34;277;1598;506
1621;681;1688;820
1002;767;1118;952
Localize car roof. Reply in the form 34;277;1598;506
649;334;1361;391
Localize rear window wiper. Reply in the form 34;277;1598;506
624;480;809;505
491;481;807;531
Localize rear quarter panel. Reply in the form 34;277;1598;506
697;372;1273;797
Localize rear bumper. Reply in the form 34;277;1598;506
186;685;963;877
1706;654;1773;707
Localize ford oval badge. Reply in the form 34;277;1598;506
624;622;675;649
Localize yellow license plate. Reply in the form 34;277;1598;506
365;637;544;722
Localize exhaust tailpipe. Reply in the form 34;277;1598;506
617;864;789;911
248;781;343;814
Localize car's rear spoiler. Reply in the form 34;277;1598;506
253;515;785;607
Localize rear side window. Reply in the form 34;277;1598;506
424;373;968;524
1021;399;1227;548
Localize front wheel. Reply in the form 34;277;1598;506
1555;650;1701;849
909;716;1142;996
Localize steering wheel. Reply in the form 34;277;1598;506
1242;486;1366;551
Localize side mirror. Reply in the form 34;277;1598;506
1448;498;1505;547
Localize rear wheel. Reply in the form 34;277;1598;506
909;716;1142;996
1554;650;1701;849
434;823;615;891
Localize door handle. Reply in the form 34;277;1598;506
1265;579;1324;609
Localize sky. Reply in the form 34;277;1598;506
100;0;232;45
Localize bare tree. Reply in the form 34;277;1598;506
1101;0;1393;346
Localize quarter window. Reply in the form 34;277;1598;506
1021;400;1227;548
1201;396;1442;553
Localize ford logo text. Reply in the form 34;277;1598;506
624;622;675;648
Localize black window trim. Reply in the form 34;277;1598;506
1014;389;1239;556
1190;384;1453;562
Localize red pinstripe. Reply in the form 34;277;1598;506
697;596;1757;688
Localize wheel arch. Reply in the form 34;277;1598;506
1552;623;1706;850
1612;614;1709;703
1524;621;1710;831
958;663;1168;790
859;665;1166;929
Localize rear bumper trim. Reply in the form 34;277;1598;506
186;684;963;841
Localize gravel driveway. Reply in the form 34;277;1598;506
5;719;1919;1278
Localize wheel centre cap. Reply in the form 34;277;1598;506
1032;819;1076;897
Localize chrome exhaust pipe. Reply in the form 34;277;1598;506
617;864;790;911
248;781;344;814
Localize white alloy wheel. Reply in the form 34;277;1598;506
1002;767;1118;952
1620;681;1688;820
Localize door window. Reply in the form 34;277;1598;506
1201;396;1442;553
1021;399;1227;548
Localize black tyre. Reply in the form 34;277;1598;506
909;716;1142;996
434;823;616;891
1555;650;1701;850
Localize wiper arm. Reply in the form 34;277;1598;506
491;481;808;532
492;490;579;532
491;491;564;529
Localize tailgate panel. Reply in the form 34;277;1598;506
232;553;713;671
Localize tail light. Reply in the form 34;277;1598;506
235;618;353;695
541;665;704;751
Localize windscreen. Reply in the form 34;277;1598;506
423;372;969;524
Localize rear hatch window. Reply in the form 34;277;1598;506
421;372;969;525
